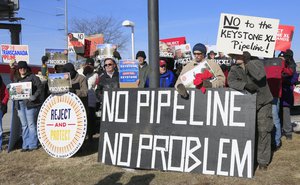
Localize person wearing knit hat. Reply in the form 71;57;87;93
136;51;150;88
175;43;225;98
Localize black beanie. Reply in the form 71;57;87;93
17;61;28;69
41;56;48;62
63;63;77;79
136;51;146;59
85;58;95;66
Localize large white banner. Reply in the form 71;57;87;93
217;13;279;58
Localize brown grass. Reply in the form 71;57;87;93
0;134;299;185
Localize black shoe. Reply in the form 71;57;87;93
274;143;282;152
21;149;28;152
259;164;268;171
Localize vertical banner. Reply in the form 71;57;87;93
1;44;29;63
45;49;68;65
217;13;279;58
37;92;87;158
119;60;139;88
275;25;294;52
68;33;85;54
98;88;256;178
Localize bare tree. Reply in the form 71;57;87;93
69;16;129;50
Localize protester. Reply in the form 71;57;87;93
175;43;225;98
0;75;9;152
228;52;273;171
280;49;298;140
264;56;293;151
15;61;43;152
63;63;88;108
207;50;217;60
83;58;99;141
159;59;175;87
96;58;120;101
113;45;122;60
136;51;149;88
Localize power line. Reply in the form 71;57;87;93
22;7;55;16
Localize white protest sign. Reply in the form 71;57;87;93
217;13;279;58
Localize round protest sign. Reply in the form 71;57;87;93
37;92;87;158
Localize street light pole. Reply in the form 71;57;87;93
122;20;135;60
65;0;68;49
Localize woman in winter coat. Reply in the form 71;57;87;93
15;61;43;152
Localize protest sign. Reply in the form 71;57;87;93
45;49;68;65
97;44;115;60
37;92;87;158
98;88;256;178
8;82;32;100
159;41;174;58
180;60;217;88
1;44;29;63
68;33;85;54
84;34;104;58
174;44;193;65
48;73;71;93
275;25;294;52
160;37;186;46
217;13;279;58
119;60;139;88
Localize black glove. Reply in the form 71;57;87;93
202;80;212;88
177;84;189;100
244;83;257;93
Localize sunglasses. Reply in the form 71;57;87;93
104;63;114;67
160;65;166;68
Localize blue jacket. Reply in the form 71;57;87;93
160;70;175;88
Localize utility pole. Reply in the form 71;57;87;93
148;0;160;88
65;0;68;49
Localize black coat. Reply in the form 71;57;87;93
96;71;119;101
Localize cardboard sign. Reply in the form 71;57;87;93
180;61;217;88
97;44;114;60
48;73;72;93
1;44;29;63
37;92;87;158
159;41;174;58
8;82;32;100
98;88;256;178
119;60;139;88
174;44;193;65
275;25;294;52
84;34;104;58
45;49;68;65
217;13;279;58
68;33;85;54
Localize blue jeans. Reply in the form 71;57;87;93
272;98;281;146
0;110;3;150
17;101;38;150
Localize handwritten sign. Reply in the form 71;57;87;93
217;13;279;58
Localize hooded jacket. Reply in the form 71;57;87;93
160;70;175;88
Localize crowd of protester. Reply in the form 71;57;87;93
0;43;299;172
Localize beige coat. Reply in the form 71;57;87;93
175;59;225;88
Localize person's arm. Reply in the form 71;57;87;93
228;67;247;91
282;59;294;76
30;75;43;101
76;76;88;98
2;84;9;105
209;61;225;88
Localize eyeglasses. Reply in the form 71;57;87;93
160;65;166;68
104;63;114;67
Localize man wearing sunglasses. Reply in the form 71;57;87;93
159;59;175;88
96;58;119;102
175;43;225;98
